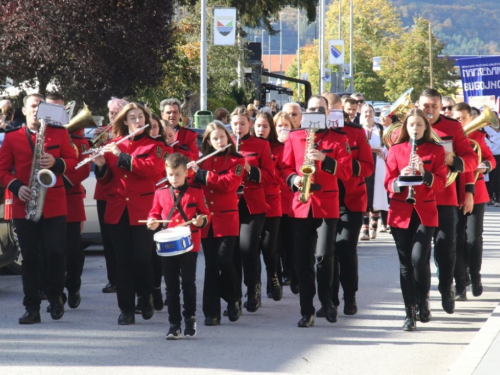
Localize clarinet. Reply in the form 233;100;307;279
236;133;244;194
406;132;417;204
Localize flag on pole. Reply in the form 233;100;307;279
214;8;237;45
329;40;344;64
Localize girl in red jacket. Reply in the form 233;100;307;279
384;109;448;331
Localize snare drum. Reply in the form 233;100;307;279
154;227;193;257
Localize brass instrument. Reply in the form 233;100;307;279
63;104;97;134
298;128;316;203
382;88;415;119
90;123;113;148
25;119;57;222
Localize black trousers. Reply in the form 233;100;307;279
455;203;485;292
277;214;297;285
391;210;434;307
65;221;85;294
234;197;266;290
97;200;117;285
433;205;457;294
333;207;363;303
292;213;337;316
108;209;154;314
202;226;239;319
486;154;500;201
163;251;198;324
14;216;67;311
259;216;281;285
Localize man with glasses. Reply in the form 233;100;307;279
441;96;456;118
350;93;365;124
283;102;303;128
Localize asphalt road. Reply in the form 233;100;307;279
1;208;499;375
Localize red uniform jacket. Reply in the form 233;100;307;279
174;126;199;161
153;143;173;189
148;184;210;252
93;127;113;201
276;140;294;216
457;130;496;205
281;128;353;219
232;134;275;215
263;141;284;217
193;151;245;237
96;133;166;226
384;140;448;228
64;133;91;223
0;125;78;219
432;115;478;206
338;123;375;212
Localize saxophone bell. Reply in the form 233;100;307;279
298;128;316;203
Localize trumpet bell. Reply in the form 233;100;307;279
464;105;499;134
382;88;415;119
64;104;96;133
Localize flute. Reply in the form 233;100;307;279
155;144;231;186
76;124;150;169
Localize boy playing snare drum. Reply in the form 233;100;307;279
147;153;210;339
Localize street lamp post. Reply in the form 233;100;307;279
297;8;301;102
200;0;207;110
348;0;354;92
280;12;283;75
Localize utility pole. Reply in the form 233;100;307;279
319;0;325;93
297;8;301;101
429;21;434;88
200;0;207;110
348;0;353;92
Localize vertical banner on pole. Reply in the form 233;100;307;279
324;68;331;83
328;40;345;65
214;8;237;46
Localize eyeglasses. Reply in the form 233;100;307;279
442;106;453;112
307;107;326;113
356;100;365;104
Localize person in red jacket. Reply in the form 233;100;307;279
384;109;448;331
452;103;496;300
148;153;210;339
63;129;91;309
418;88;478;315
93;103;166;326
230;106;275;313
252;112;284;301
273;112;298;293
281;95;353;327
0;94;78;324
317;94;374;318
160;98;199;161
188;122;244;326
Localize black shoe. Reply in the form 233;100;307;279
141;295;154;320
315;307;325;318
19;310;41;324
204;316;221;326
135;296;143;314
153;289;164;311
472;277;483;297
343;295;357;315
325;304;339;323
282;276;291;286
118;312;135;325
46;293;67;313
68;291;81;309
102;282;117;293
222;308;228;317
39;291;48;301
270;275;283;301
290;283;299;295
455;289;467;301
49;296;65;320
298;315;314;327
246;284;261;313
441;288;455;314
166;324;182;340
403;305;417;331
184;318;197;338
465;268;472;287
227;301;242;322
418;292;432;323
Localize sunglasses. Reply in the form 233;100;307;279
356;100;365;104
442;106;453;111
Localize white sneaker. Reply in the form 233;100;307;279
360;231;370;241
370;229;377;239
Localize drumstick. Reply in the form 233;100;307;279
173;215;207;228
138;220;172;223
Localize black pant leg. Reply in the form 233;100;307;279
454;209;468;293
467;203;485;280
334;207;363;298
97;200;117;285
41;216;67;303
277;215;296;285
180;252;198;320
434;205;457;294
316;218;338;308
291;216;319;316
65;221;85;294
163;255;182;324
260;216;281;282
131;224;155;299
151;242;163;289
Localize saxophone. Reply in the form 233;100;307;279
25;120;57;222
298;129;316;203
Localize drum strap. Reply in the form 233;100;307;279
166;186;189;222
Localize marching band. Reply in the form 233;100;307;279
0;88;498;339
